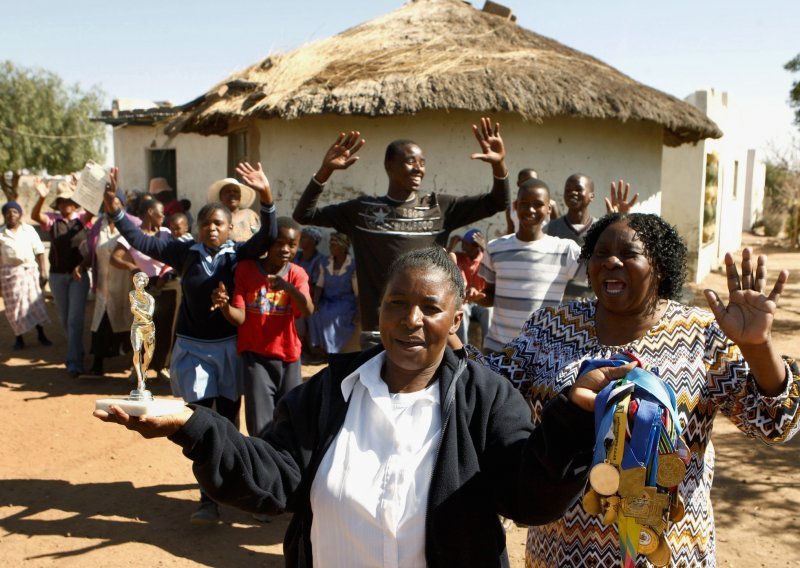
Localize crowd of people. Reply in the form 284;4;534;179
2;117;798;567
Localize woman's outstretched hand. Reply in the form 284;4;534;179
703;248;788;348
93;404;193;439
605;179;638;213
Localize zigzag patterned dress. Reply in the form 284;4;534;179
479;300;800;568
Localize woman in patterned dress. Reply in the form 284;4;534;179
474;212;800;567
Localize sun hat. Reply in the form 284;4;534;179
207;178;256;209
49;180;78;209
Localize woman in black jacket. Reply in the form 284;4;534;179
95;246;624;567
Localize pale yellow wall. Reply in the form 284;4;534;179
255;110;663;245
112;125;227;208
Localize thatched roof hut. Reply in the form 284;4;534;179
167;0;720;146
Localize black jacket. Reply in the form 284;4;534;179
170;346;594;567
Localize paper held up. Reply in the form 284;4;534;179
72;161;109;214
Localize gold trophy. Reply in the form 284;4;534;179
95;273;185;416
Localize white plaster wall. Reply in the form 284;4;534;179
112;125;227;208
661;141;705;282
743;149;766;231
255;110;663;243
662;89;755;283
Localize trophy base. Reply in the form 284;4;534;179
95;397;186;417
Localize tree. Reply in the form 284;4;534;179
0;61;105;200
787;53;800;129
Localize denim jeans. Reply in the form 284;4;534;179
457;303;492;349
49;271;89;373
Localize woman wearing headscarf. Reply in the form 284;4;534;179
0;201;52;349
308;232;358;354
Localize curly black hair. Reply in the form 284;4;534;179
580;213;688;301
384;246;465;308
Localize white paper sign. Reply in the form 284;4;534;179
72;161;108;214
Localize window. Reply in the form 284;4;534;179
149;149;177;193
732;160;739;200
228;131;248;177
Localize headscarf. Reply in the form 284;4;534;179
329;232;351;250
2;201;23;215
301;226;324;244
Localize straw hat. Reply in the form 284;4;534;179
49;180;78;209
207;178;256;209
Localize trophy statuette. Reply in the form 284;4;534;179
95;273;185;417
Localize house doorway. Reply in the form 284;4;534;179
149;149;177;194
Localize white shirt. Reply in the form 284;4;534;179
310;352;441;568
0;223;45;266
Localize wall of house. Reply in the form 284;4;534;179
112;125;227;208
662;89;755;284
254;110;664;249
743;149;766;231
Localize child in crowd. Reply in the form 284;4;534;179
168;212;193;242
208;178;260;242
480;178;581;352
307;231;357;356
102;162;276;525
449;228;492;349
212;217;313;439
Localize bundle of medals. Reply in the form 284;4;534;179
581;352;689;567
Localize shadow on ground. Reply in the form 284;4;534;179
0;478;288;566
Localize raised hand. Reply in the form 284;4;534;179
34;177;49;199
470;117;507;174
703;248;788;347
93;404;192;439
210;281;229;312
235;162;273;204
315;131;365;183
605;180;639;213
102;167;123;215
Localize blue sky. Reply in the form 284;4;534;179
5;0;799;155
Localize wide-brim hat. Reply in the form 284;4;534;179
50;180;78;209
207;178;256;209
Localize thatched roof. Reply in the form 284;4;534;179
167;0;721;146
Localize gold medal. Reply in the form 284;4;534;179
582;487;603;516
657;452;687;488
622;487;658;520
638;526;660;554
602;495;619;525
646;533;671;567
618;466;646;497
589;462;620;496
669;493;686;522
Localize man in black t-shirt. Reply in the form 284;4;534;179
293;117;509;349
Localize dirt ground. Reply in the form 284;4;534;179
1;233;798;567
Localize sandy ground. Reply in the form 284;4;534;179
1;233;798;567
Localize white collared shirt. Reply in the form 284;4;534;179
310;352;441;567
0;223;45;266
